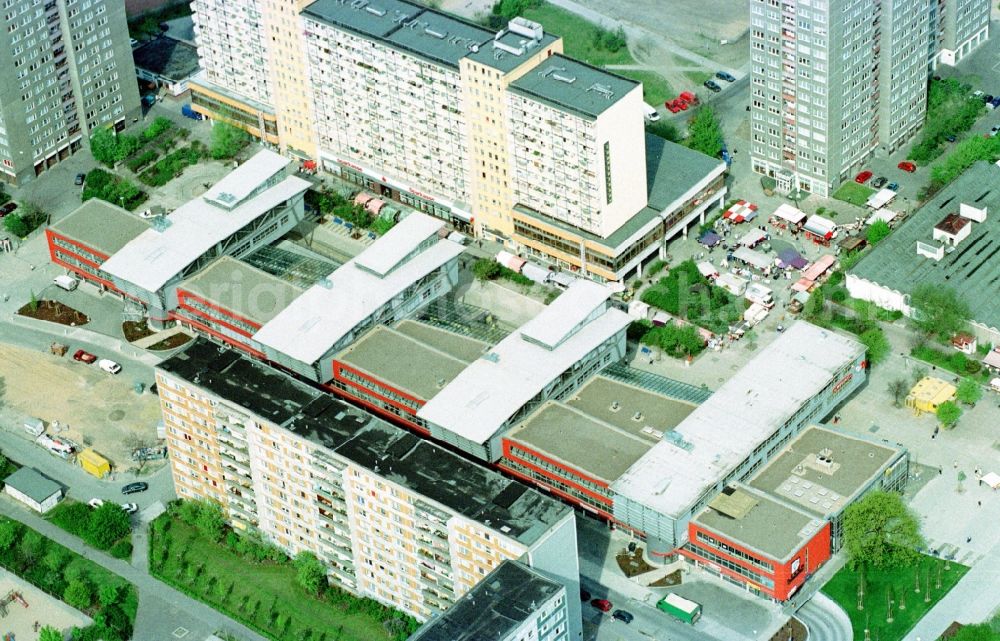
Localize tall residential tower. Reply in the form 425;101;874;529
0;0;140;184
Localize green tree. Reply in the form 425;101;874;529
38;626;62;641
949;622;1000;641
956;378;983;406
294;551;327;595
859;328;890;365
89;128;120;166
804;287;826;321
43;545;72;573
0;517;22;550
85;503;131;550
685;107;724;158
209;121;250;160
866;220;892;245
98;582;122;607
937;400;962;428
887;378;908;408
472;258;501;281
18;529;45;566
4;213;29;238
64;579;92;610
842;490;923;569
910;283;969;338
194;500;227;542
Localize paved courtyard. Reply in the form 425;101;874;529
0;569;91;641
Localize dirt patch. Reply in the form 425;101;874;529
122;320;155;342
17;300;89;326
649;569;683;587
0;342;163;473
769;617;807;641
148;332;192;351
616;548;655;578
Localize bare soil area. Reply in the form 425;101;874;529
0;342;163;472
17;300;89;326
122;320;155;342
616;548;655;578
769;617;808;641
649;569;683;587
148;333;192;351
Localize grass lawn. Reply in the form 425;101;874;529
832;181;875;207
822;555;969;641
521;3;633;67
616;69;674;107
683;69;712;87
149;515;398;641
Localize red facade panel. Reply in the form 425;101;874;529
682;520;831;601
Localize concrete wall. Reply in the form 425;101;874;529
522;512;583;641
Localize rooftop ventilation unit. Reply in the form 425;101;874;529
364;5;385;16
425;27;447;39
214;192;237;205
552;73;576;84
150;216;172;232
631;412;644;422
609;400;620;412
587;83;615;100
350;0;368;9
482;352;500;363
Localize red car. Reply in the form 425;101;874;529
898;161;917;173
590;598;613;613
73;349;97;364
854;170;873;184
665;100;681;114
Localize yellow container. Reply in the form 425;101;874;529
78;448;111;479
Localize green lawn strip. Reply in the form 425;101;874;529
822;555;969;641
683;69;712;87
149;515;398;641
910;344;988;381
615;69;673;107
832;182;875;207
521;3;633;67
0;515;137;640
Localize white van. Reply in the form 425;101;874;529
53;275;79;291
642;103;661;122
98;359;122;375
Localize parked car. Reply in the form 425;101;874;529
946;134;957;142
887;182;899;191
74;173;86;186
121;482;148;495
590;598;613;613
87;498;104;509
854;170;873;184
0;203;17;217
678;91;699;105
716;71;736;82
665;100;681;114
73;349;97;364
612;610;635;624
121;503;138;514
872;176;887;188
898;161;917;173
990;125;1000;137
985;94;994;104
972;90;985;100
580;589;591;602
704;80;722;93
992;96;1000;109
98;359;122;374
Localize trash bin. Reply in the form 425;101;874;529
134;382;145;394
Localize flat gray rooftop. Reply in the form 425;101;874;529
132;36;200;81
508;401;657;482
692;487;823;562
393;319;490;362
50;199;151;258
466;27;560;73
178;256;303;325
509;54;638;119
748;425;904;518
410;560;563;641
335;323;484;400
850;161;1000;331
566;375;697;432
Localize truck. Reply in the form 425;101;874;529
656;593;702;625
745;282;774;309
181;104;204;121
717;272;748;297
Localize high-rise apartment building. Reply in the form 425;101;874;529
190;0;726;282
929;0;990;68
749;0;928;197
156;339;582;635
0;0;140;184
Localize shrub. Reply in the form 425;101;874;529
125;149;159;173
81;169;146;210
627;319;653;341
141;116;174;142
209;121;250;160
64;579;92;610
108;539;133;560
138;145;203;187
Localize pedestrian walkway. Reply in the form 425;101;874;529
903;537;1000;640
4;316;163;366
0;498;268;641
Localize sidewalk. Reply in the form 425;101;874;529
0;498;268;641
5;315;164;367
